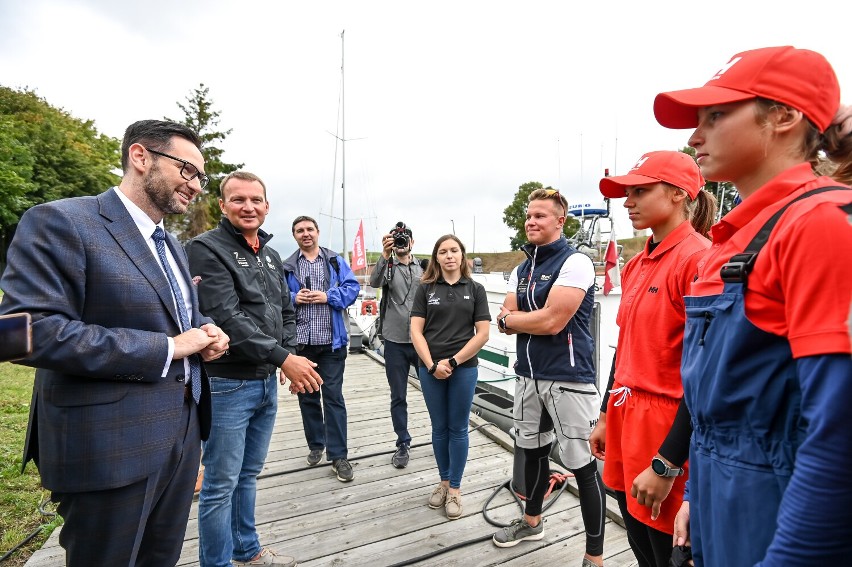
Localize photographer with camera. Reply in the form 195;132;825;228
369;222;423;468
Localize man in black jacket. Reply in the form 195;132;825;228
186;171;322;567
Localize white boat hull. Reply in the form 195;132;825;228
350;271;620;395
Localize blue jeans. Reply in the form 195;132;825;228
297;345;348;460
418;365;478;489
383;340;417;447
198;374;278;567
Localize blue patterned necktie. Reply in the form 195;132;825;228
152;227;201;403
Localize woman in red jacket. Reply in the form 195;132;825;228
654;46;852;566
589;150;716;567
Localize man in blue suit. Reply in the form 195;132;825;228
0;120;230;566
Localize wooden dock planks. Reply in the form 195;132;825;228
25;353;635;567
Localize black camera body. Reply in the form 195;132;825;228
391;221;411;249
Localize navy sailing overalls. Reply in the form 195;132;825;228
680;188;847;566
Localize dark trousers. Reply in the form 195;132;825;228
54;399;201;566
296;344;348;460
615;490;673;567
383;340;416;447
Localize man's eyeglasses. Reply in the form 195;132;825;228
144;147;209;189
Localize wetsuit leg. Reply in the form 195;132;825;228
615;490;673;567
571;460;606;557
523;444;552;517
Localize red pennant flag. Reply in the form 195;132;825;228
351;220;367;271
603;239;621;296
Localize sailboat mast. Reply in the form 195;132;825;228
340;29;347;257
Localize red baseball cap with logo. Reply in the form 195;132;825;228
599;151;705;199
654;46;840;132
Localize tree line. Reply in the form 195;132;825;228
0;84;240;273
0;86;121;271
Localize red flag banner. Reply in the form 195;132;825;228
351;220;367;271
603;239;621;296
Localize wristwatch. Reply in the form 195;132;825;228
498;314;509;331
448;357;459;369
428;362;438;375
651;456;684;478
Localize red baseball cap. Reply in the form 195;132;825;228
654;46;840;132
599;151;705;199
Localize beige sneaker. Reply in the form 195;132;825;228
428;484;448;509
232;547;297;566
445;493;462;520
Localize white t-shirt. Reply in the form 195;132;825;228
508;252;595;293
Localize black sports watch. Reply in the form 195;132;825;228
651;456;684;478
498;314;509;331
448;357;459;369
428;362;438;375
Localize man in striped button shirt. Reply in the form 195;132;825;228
283;216;360;482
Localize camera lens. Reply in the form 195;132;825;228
391;222;409;248
393;233;409;248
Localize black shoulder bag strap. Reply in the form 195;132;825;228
325;254;344;292
376;258;393;338
721;186;851;285
328;255;340;277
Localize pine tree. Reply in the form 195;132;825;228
165;83;243;241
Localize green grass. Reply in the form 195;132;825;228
0;362;60;566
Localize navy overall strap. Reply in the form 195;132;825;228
721;186;851;285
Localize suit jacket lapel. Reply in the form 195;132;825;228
98;188;182;330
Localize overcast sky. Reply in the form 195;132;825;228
2;0;850;258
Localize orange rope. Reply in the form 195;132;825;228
543;471;572;499
514;471;575;501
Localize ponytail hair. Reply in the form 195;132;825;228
666;183;718;240
816;121;852;185
688;190;718;239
